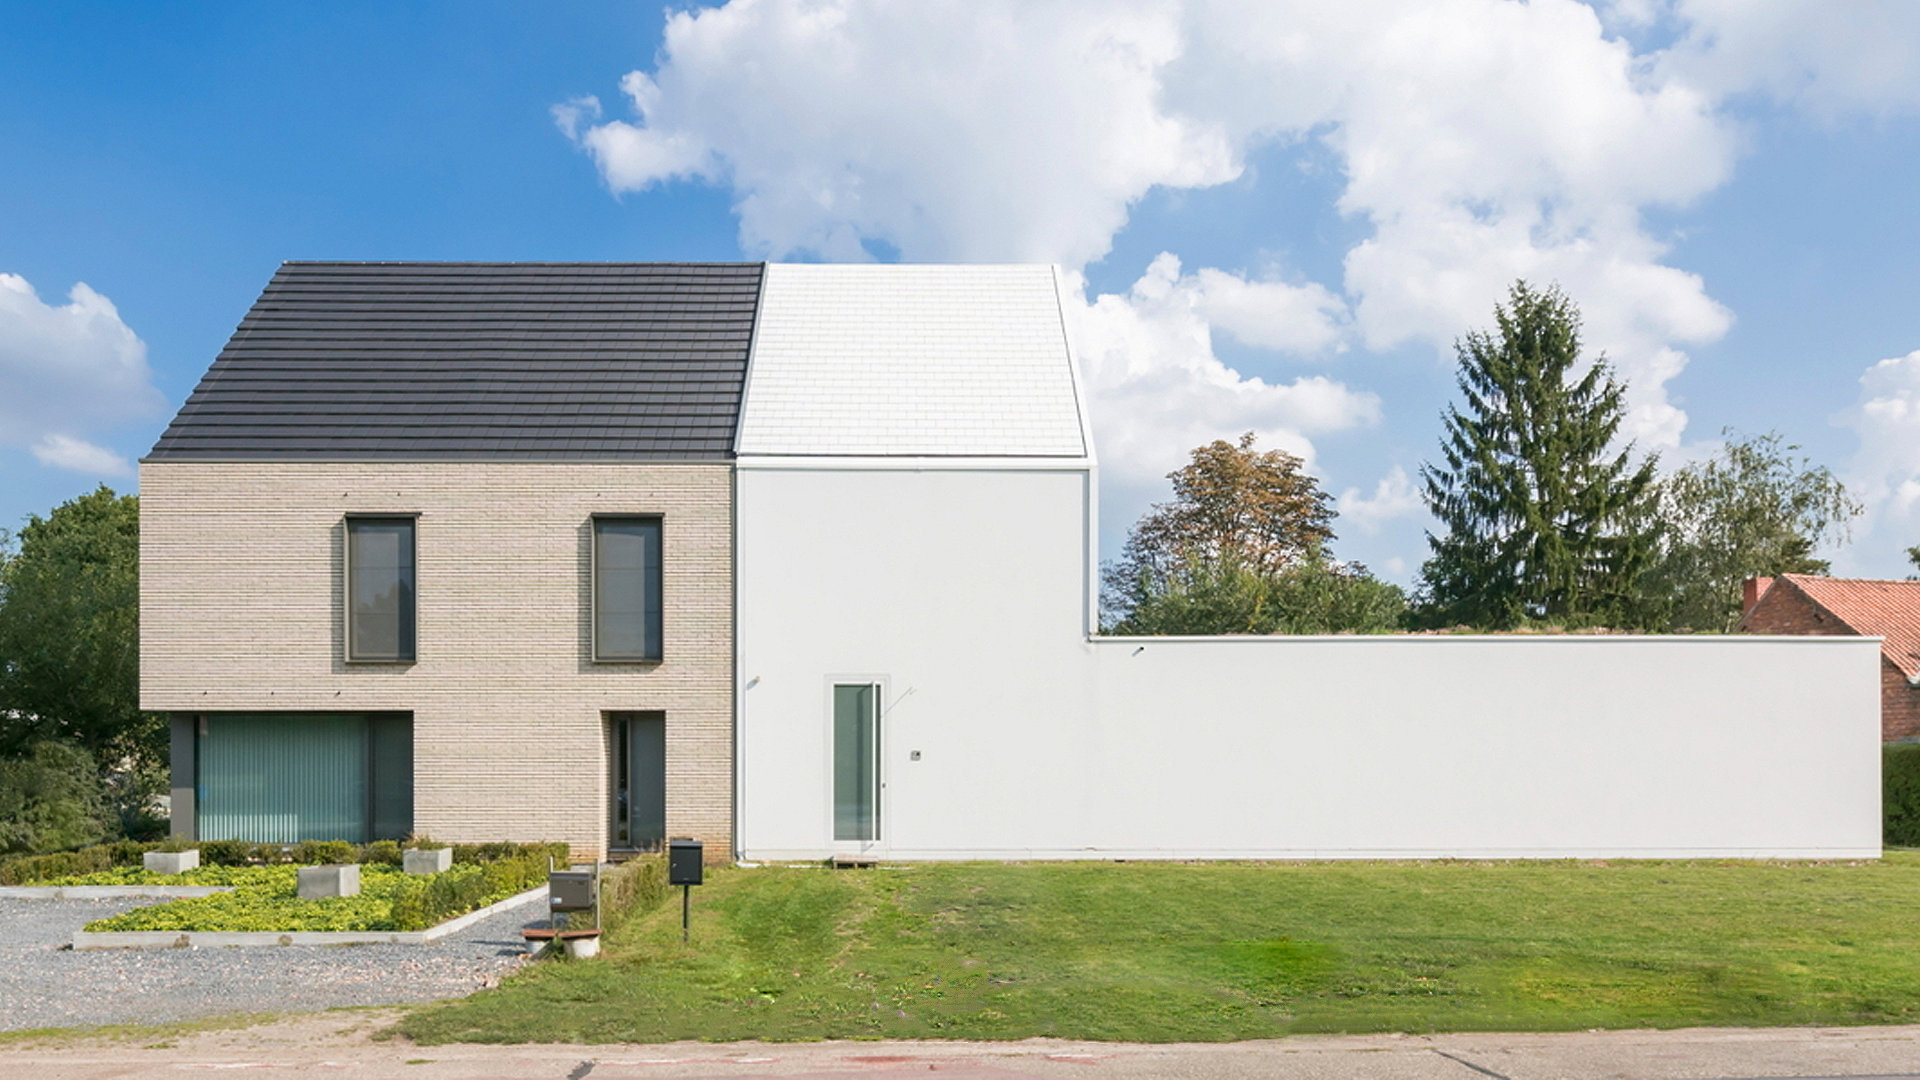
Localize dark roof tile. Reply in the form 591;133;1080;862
147;261;764;461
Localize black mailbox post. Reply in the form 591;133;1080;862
668;837;703;942
668;838;703;886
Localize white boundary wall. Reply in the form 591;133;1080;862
736;464;1884;861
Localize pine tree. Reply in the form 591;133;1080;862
1416;282;1660;630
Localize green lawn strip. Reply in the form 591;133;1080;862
396;855;1920;1044
73;862;538;933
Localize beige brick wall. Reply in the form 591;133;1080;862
140;461;733;860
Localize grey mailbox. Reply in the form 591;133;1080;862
668;838;703;886
548;869;596;913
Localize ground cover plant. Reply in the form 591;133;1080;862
56;842;566;933
399;855;1920;1043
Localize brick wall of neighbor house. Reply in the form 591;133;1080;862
1883;659;1920;742
139;461;733;860
1744;581;1920;742
1741;585;1853;639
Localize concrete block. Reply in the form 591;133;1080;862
297;864;360;899
402;847;453;875
143;849;200;875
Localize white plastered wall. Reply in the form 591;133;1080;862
735;462;1884;861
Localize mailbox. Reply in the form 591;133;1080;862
548;868;596;912
668;838;703;886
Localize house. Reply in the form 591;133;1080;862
143;261;1885;862
1739;574;1920;742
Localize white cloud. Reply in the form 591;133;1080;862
1338;467;1423;534
564;0;1920;531
1658;0;1920;117
31;434;131;477
1066;255;1379;494
1842;350;1920;573
1185;266;1347;355
0;274;163;474
561;0;1239;265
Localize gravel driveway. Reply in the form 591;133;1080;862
0;895;542;1031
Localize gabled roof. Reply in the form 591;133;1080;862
147;261;764;461
1753;574;1920;679
734;264;1088;458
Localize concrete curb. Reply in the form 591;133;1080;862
0;885;234;900
69;884;549;950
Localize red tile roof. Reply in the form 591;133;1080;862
1769;574;1920;679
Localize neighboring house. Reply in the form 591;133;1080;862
1739;574;1920;742
145;260;1886;862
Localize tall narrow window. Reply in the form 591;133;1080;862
345;517;415;663
593;517;663;662
834;683;880;842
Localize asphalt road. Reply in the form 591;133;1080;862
5;1015;1920;1080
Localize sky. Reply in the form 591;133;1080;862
3;0;1920;583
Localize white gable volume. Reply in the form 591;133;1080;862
732;264;1881;862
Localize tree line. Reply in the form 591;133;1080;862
1106;281;1884;636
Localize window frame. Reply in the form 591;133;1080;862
342;514;419;665
591;514;665;663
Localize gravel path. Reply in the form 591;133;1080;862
0;896;542;1031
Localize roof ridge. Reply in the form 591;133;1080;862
1782;573;1920;586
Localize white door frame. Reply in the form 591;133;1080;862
825;674;890;858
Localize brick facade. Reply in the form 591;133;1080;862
140;460;734;860
1741;579;1920;742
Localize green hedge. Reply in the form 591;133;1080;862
598;855;669;935
388;851;557;931
1887;744;1920;847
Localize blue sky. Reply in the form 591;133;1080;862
4;1;1919;582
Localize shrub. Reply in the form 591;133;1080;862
196;839;254;866
292;839;357;865
450;840;568;866
388;851;552;931
599;855;669;935
0;846;109;884
1886;744;1920;847
0;742;116;855
361;840;403;866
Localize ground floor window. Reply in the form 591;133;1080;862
195;712;412;844
609;711;666;851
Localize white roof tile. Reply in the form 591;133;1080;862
735;264;1088;457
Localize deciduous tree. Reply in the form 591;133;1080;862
0;487;158;772
1650;430;1860;631
1104;434;1403;634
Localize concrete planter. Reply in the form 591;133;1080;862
143;850;200;875
296;864;360;899
403;847;453;875
0;884;231;900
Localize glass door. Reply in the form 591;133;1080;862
833;684;881;848
610;712;666;852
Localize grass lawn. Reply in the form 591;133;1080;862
396;853;1920;1044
